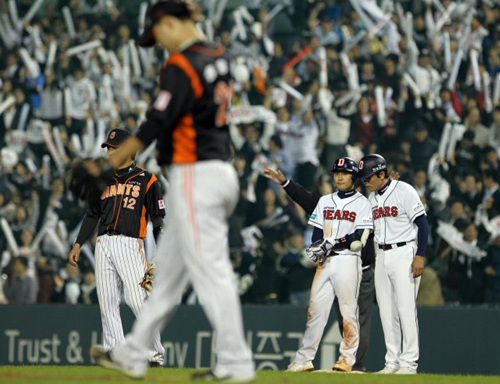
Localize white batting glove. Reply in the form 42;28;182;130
306;238;336;264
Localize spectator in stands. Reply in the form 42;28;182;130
457;223;487;304
52;262;82;304
484;236;500;304
490;107;500;147
410;123;439;172
79;271;98;305
4;257;37;304
454;130;482;174
278;230;316;306
462;173;483;212
348;96;380;154
464;107;491;148
287;103;319;190
481;146;500;172
481;170;500;219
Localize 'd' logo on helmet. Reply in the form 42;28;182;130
359;161;364;170
109;132;116;139
338;158;345;166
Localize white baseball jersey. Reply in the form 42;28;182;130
368;180;426;245
286;114;320;165
309;191;373;255
292;190;372;368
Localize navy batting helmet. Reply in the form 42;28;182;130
358;154;387;181
331;157;358;176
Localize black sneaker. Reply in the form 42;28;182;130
148;361;163;368
192;370;230;381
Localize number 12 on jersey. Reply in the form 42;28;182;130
123;197;136;209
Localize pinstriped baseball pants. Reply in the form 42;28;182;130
95;234;165;364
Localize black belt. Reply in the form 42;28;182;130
105;230;121;236
378;242;408;251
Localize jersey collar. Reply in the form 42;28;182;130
338;189;356;199
115;163;137;177
377;179;392;195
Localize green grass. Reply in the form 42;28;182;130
0;366;498;383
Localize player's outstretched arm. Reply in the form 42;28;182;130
264;167;319;215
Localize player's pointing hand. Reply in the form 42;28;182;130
264;167;286;185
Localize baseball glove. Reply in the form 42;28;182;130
66;159;114;207
306;238;335;264
140;262;155;292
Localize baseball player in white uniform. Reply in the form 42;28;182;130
358;154;429;375
287;157;373;373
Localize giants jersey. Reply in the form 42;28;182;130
309;191;373;256
368;180;426;245
136;41;233;166
86;165;165;239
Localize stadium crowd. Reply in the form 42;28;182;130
1;0;500;307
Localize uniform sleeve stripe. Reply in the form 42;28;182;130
140;206;147;239
167;53;204;99
146;174;157;194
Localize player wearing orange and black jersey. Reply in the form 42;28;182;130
135;40;233;166
69;128;166;366
74;130;165;243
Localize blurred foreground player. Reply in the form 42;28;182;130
91;1;255;381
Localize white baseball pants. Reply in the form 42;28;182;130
95;234;165;363
375;242;421;370
294;255;362;366
114;161;255;377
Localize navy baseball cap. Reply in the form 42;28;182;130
137;0;191;48
101;129;131;148
331;157;358;175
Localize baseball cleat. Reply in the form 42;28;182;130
395;367;417;375
192;369;255;382
332;357;352;372
286;361;315;372
91;344;146;379
375;365;399;374
148;361;163;368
